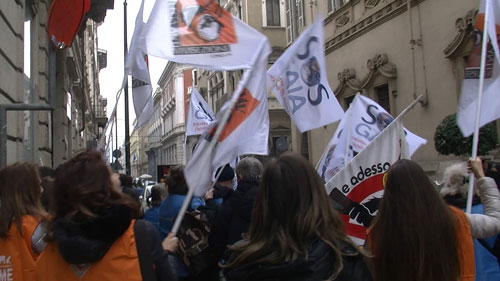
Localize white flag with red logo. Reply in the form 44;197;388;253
184;43;271;197
145;0;268;71
457;0;500;137
317;94;426;184
267;17;343;132
126;0;153;127
186;88;215;136
326;118;408;245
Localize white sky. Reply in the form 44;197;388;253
97;0;166;151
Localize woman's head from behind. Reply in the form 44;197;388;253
226;153;348;277
167;166;188;195
0;162;46;237
371;159;459;281
53;150;137;221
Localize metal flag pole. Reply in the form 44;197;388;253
124;0;131;175
466;0;490;214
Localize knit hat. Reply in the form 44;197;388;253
217;164;235;182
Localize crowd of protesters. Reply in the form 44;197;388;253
1;149;500;281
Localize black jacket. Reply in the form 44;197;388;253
222;239;372;281
52;205;176;281
208;179;259;261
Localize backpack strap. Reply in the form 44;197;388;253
134;220;158;281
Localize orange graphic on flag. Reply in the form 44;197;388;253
208;89;260;142
174;0;237;46
464;13;500;79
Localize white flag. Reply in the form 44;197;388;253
317;94;426;183
145;0;268;71
185;44;271;197
326;119;408;245
126;0;153;128
267;17;343;132
186;88;215;136
457;0;500;137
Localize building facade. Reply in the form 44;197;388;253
146;87;164;181
293;0;497;172
0;0;109;168
159;62;193;167
196;0;499;171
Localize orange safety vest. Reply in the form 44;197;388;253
450;206;476;281
36;220;142;281
0;215;42;281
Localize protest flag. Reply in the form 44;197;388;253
125;0;153;127
457;0;500;213
184;44;271;198
267;17;344;132
317;93;426;184
186;88;215;136
457;0;500;138
145;0;268;71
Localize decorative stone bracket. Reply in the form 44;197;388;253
335;53;397;95
443;9;478;58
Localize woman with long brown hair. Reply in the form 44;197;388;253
35;150;178;281
221;153;372;281
369;158;500;281
0;162;48;281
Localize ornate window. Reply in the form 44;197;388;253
335;53;397;112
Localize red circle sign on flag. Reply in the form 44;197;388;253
47;0;90;49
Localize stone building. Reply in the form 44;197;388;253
130;120;149;178
145;87;164;181
296;0;498;172
158;61;193;166
0;0;110;168
192;0;499;172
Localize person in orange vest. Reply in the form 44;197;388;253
0;162;48;281
368;158;500;281
36;150;178;281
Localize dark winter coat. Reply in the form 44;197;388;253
222;238;373;281
209;179;259;261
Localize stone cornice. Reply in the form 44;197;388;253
443;9;478;58
335;53;397;95
325;0;422;55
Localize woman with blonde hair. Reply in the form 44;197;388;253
0;162;48;281
222;153;372;281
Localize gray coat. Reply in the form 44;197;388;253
466;177;500;238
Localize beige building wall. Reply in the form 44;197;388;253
1;0;108;168
293;0;484;172
159;62;192;166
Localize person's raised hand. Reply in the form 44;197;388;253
468;157;485;179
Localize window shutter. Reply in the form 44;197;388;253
285;0;292;44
